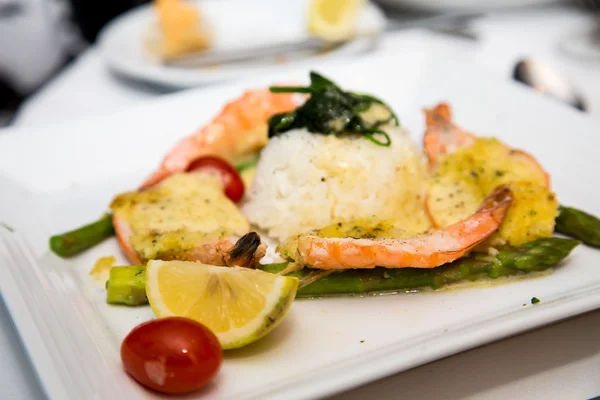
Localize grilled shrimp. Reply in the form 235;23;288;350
139;88;300;189
295;186;513;270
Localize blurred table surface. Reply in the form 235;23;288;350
3;3;600;400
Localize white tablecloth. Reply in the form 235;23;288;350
3;4;600;400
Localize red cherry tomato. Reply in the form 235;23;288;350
186;156;245;203
121;317;222;394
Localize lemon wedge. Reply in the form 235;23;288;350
308;0;366;42
145;260;298;350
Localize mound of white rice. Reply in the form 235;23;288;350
241;126;430;242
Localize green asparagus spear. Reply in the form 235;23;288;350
262;238;580;296
555;205;600;248
234;153;260;173
106;266;148;306
104;238;579;305
49;214;115;258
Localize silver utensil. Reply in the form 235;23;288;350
386;10;481;40
163;37;348;68
164;11;482;68
512;58;587;112
576;0;600;11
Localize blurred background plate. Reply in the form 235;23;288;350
375;0;562;12
97;0;386;89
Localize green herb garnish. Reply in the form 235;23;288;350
268;72;398;146
531;297;540;304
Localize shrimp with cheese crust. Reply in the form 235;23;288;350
112;89;298;265
112;173;267;267
422;102;557;246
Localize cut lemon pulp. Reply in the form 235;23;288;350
145;260;298;350
308;0;366;42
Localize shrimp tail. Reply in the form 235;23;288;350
225;232;267;268
424;102;452;125
423;102;476;168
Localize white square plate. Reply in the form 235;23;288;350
98;0;385;88
2;49;600;400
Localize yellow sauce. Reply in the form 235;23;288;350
89;256;115;286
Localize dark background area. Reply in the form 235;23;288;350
0;0;151;125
